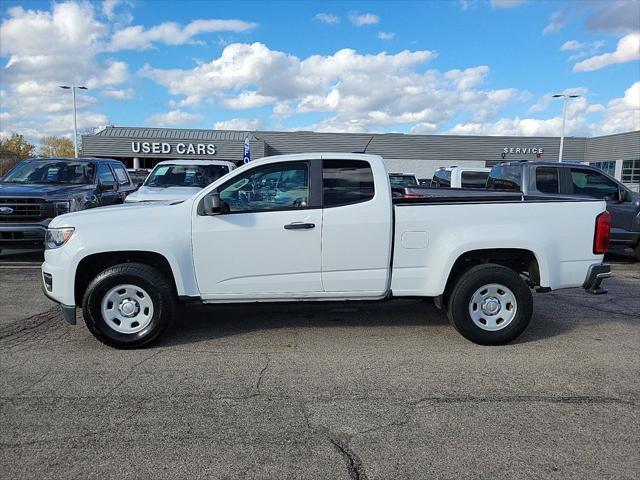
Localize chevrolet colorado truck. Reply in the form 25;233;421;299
0;157;135;250
41;153;611;348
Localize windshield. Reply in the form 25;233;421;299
389;175;418;187
2;160;95;184
144;164;230;188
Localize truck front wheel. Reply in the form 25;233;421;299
447;263;533;345
82;263;174;349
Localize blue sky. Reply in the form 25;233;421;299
1;0;639;143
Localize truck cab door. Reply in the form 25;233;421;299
192;160;323;299
566;167;635;246
320;157;393;295
96;164;119;205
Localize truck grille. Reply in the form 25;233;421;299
0;198;54;222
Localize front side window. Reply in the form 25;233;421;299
145;164;230;188
570;168;619;199
323;160;374;207
536;167;559;194
97;163;116;183
219;162;309;213
461;171;489;188
2;161;95;185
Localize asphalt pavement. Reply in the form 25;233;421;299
0;252;638;479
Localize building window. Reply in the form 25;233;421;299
589;161;616;177
621;159;640;184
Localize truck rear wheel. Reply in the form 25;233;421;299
447;263;533;345
82;263;174;349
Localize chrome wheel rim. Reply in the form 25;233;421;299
468;283;517;331
101;284;154;334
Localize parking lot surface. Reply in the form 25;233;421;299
1;253;638;479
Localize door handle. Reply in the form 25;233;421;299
284;222;315;230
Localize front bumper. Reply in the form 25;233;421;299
41;283;76;325
582;263;611;295
0;223;48;248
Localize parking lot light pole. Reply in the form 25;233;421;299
552;93;580;163
59;84;88;158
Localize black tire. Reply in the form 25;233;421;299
634;243;640;262
447;263;533;345
82;263;174;349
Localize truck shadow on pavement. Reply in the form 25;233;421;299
155;289;639;347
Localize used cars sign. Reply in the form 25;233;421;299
131;141;216;155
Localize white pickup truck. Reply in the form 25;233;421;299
42;153;612;348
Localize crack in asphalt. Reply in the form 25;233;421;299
105;350;162;396
329;436;369;480
254;355;270;396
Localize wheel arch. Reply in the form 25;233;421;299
74;250;179;306
442;248;543;303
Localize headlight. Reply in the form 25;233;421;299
46;227;75;249
54;201;71;215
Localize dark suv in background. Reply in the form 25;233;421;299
487;161;640;260
0;157;135;250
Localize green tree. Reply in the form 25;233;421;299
0;133;36;159
38;136;75;157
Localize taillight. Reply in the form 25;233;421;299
593;211;611;254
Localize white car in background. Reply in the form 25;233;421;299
431;166;491;189
125;160;236;203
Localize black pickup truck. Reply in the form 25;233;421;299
0;157;135;250
486;161;640;260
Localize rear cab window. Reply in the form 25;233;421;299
460;171;489;188
486;165;522;191
535;167;559;194
323;160;374;207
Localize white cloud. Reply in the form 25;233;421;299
0;3;116;140
573;33;640;72
490;0;525;8
599;81;640;134
102;88;134;100
543;11;565;35
348;12;380;26
220;91;276;109
560;40;584;51
448;82;640;136
314;13;340;25
585;0;640;35
140;42;530;133
0;1;258;141
378;31;395;40
110;18;257;50
102;0;133;25
146;109;204;127
213;117;263;130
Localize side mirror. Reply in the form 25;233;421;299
202;191;221;216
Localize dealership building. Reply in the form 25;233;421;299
82;127;640;188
